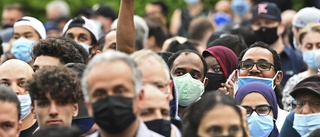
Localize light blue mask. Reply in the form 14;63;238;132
231;0;249;16
293;113;320;136
78;42;91;53
18;94;31;120
248;112;274;137
303;50;318;70
11;38;35;62
184;0;199;5
293;39;301;52
214;12;232;26
238;71;279;90
173;73;204;106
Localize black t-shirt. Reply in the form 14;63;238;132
19;121;38;137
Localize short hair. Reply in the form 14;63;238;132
82;50;142;101
3;3;26;15
33;126;81;137
238;41;281;71
131;49;170;81
188;17;214;41
182;92;245;137
298;23;320;44
165;39;199;53
46;0;70;18
157;51;174;66
98;29;116;51
150;1;168;16
27;65;83;105
168;49;208;80
146;20;168;49
32;37;85;64
208;34;247;56
0;85;21;120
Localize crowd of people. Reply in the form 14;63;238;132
0;0;320;137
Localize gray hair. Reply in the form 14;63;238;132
81;50;142;101
46;0;70;17
130;49;170;81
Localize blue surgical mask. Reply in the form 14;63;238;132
214;12;232;26
293;39;301;52
173;73;204;106
18;94;31;120
11;38;35;62
303;50;318;70
293;113;320;136
248;112;274;137
78;42;91;53
184;0;199;5
238;71;279;90
231;0;249;16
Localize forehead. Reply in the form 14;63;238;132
173;52;204;73
105;30;116;41
241;92;270;107
0;65;32;80
138;57;168;83
0;101;19;119
65;27;91;36
253;17;278;23
14;25;37;34
242;47;274;63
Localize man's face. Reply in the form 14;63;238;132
145;4;162;17
138;56;172;100
32;94;78;128
86;60;137;114
12;25;41;42
295;91;320;114
33;55;61;71
139;85;170;121
65;27;93;46
0;102;22;137
252;18;279;31
171;52;205;81
102;30;117;52
0;62;33;95
2;9;23;27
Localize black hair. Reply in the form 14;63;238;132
66;17;97;45
27;65;83;106
168;49;208;80
150;1;168;16
33;126;82;137
98;29;116;51
65;63;86;78
182;92;246;137
208;34;247;57
157;51;174;66
0;84;21;120
166;40;199;53
238;41;281;71
147;20;168;49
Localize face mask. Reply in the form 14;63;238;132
78;42;91;53
174;73;204;106
18;94;31;120
254;27;279;45
293;39;301;52
248;112;274;137
145;119;171;137
231;0;250;16
214;12;232;26
205;73;225;92
184;0;199;5
238;71;279;90
11;38;35;62
303;50;318;70
72;117;95;134
293;113;320;136
92;96;136;134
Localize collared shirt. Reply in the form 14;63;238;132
280;45;305;87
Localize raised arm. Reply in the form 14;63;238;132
116;0;135;54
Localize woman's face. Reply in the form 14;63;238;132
240;92;273;117
197;105;243;137
205;56;223;74
300;31;320;54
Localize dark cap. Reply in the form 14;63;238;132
252;2;281;22
290;75;320;98
94;5;117;21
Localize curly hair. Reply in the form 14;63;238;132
32;37;85;64
27;65;83;105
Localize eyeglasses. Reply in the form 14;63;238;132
292;100;320;110
242;105;272;116
239;61;274;71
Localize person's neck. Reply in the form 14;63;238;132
100;119;139;137
21;113;37;130
270;38;285;54
303;67;319;77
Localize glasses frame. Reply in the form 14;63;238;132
239;61;275;71
242;105;273;116
292;100;320;110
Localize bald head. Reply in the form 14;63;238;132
0;59;34;94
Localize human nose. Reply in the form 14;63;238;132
49;103;58;117
10;83;23;95
154;110;163;119
301;102;313;114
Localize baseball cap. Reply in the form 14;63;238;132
252;2;281;22
14;16;46;39
290;75;320;98
292;7;320;28
62;16;99;44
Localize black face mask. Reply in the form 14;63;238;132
254;27;279;45
92;96;136;134
145;119;171;137
205;73;225;92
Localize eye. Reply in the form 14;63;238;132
2;123;13;130
79;36;88;42
174;71;185;76
140;110;151;117
229;125;240;135
18;81;26;87
258;62;270;69
37;101;48;107
213;67;222;73
57;101;68;106
92;89;107;99
161;109;170;117
241;61;253;69
0;82;9;86
209;126;222;135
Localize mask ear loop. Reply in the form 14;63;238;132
272;71;279;89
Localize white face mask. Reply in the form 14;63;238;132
18;94;31;120
78;42;91;53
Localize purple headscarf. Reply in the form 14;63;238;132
202;46;238;80
235;82;279;137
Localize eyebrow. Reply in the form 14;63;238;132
22;32;33;35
